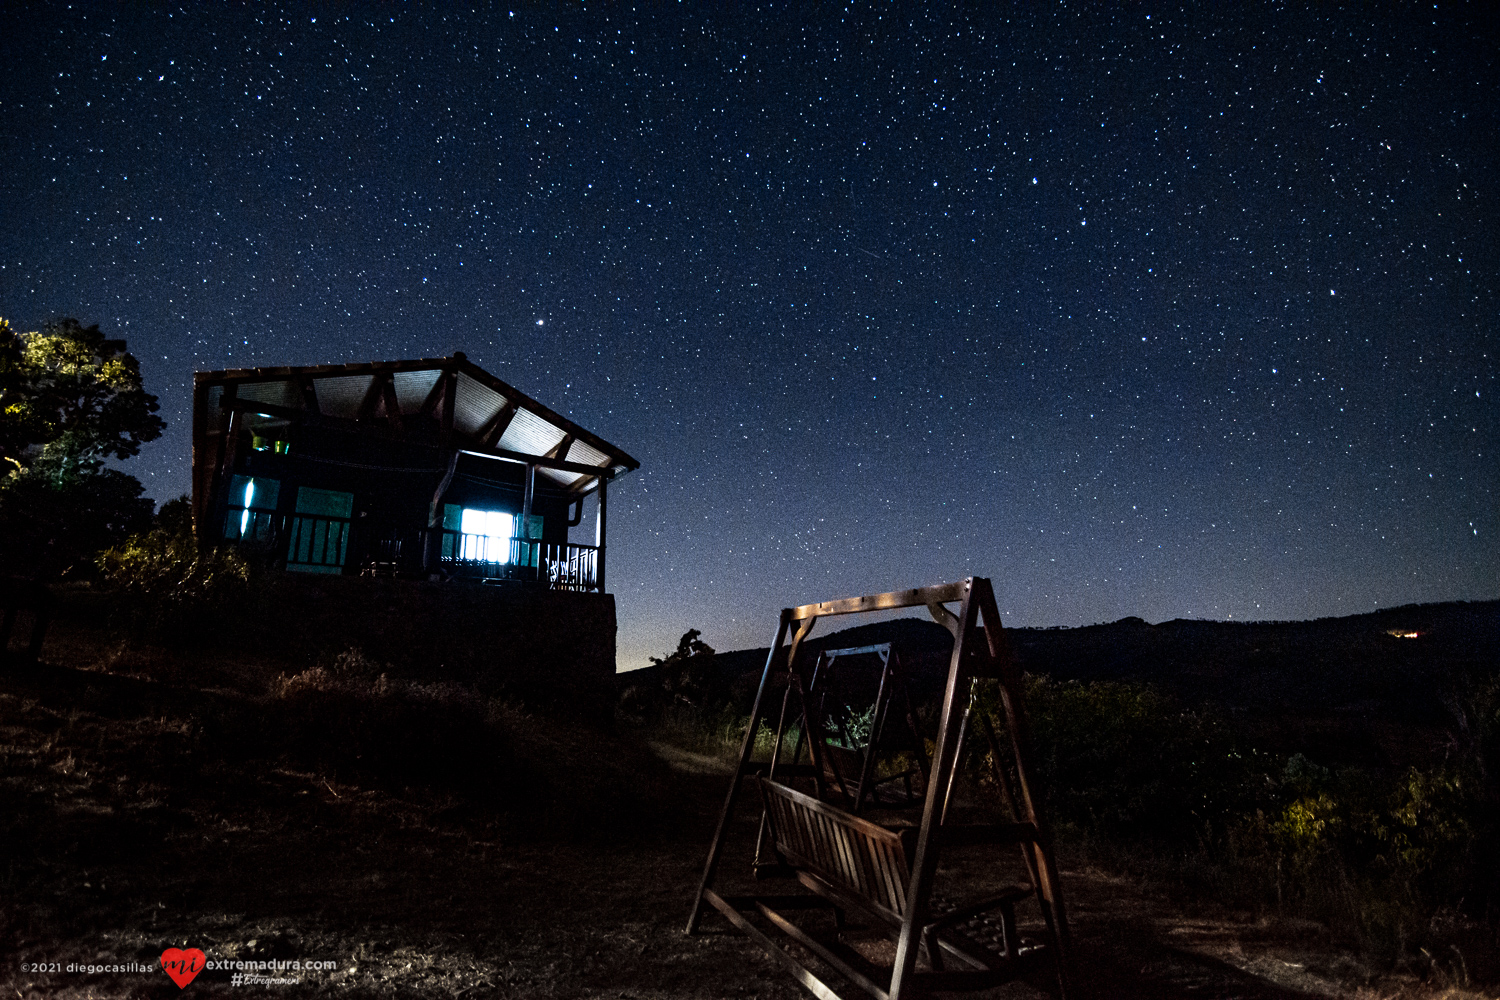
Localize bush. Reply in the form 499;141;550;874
619;628;727;718
265;649;502;792
980;677;1495;966
983;676;1272;848
95;496;255;640
0;450;154;579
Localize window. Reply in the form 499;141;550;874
285;487;354;574
224;475;280;541
251;434;291;453
459;508;515;563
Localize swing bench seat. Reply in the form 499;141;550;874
727;778;1053;996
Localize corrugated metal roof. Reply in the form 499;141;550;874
236;380;301;410
538;466;586;488
496;406;568;458
568;439;610;468
194;353;639;488
392;369;440;413
452;371;506;436
314;374;375;418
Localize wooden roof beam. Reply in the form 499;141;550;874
299;376;320;415
219;398;309;422
356;373;386;421
438;369;456;445
456;447;612;480
544;433;575;462
418;370;447;418
380;373;405;433
477;400;519;447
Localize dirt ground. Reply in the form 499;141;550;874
0;656;1489;1000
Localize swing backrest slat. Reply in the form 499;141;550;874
759;777;911;924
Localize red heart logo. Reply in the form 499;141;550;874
160;948;206;989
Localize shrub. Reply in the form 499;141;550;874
619;628;727;718
95;496;255;640
985;676;1273;848
265;650;502;792
981;677;1491;964
0;450;154;578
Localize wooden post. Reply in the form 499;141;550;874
889;581;977;999
687;609;793;934
593;474;608;593
521;462;536;574
209;406;245;543
199;384;238;541
426;450;462;574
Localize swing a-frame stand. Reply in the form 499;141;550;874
686;578;1070;1000
804;642;928;814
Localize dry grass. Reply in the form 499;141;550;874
4;614;1499;998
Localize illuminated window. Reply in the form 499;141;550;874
460;508;514;563
240;479;256;536
224;475;279;541
251;435;291;453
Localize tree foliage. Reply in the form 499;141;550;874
651;628;725;710
0;317;164;577
0;448;155;576
620;629;726;717
0;316;164;471
95;497;254;638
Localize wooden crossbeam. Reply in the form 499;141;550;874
544;433;575;462
380;373;404;433
299;375;320;414
356;374;385;421
478;400;518;446
418;370;447;418
791;581;970;621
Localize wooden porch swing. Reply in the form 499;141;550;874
796;642;929;815
686;578;1070;1000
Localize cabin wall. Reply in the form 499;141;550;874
205;415;581;566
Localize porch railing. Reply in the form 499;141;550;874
221;508;601;591
439;531;600;592
285;514;352;573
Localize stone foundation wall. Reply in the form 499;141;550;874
247;576;617;720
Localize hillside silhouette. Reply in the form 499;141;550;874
637;599;1500;770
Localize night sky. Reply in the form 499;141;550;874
2;5;1495;668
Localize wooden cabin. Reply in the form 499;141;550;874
191;353;638;592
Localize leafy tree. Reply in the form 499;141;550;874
0;317;164;577
0;317;164;472
652;628;726;710
620;628;726;717
0;449;154;576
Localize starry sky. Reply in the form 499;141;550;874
1;5;1495;669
